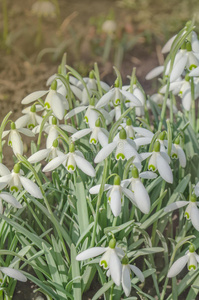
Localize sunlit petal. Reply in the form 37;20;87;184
94;142;117;163
76;247;106;261
19;176;43;199
122;265;131;296
21;90;48;105
167;255;189;277
74;154;96;177
129;265;145;282
0;267;27;282
157;153;173;183
164;201;188;213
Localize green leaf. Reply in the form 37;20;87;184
92;280;113;300
75;176;89;235
71;244;81;300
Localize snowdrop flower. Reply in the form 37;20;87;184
65;97;109;128
168;244;199;277
76;238;123;286
95;78;142;109
94;128;141;164
2;122;34;156
0;191;22;214
43;143;96;177
122;84;145;116
145;66;164;80
0;266;27;282
89;175;135;217
121;255;144;297
71;118;108;146
21;80;69;120
0;163;42;199
31;0;56;18
147;141;173;183
122;166;157;214
170;136;186;168
28;139;63;164
33;116;76;148
164;194;199;231
102;20;117;35
147;93;178;114
15;104;43;129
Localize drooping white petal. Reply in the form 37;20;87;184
164;201;188;213
9;131;23;156
51;93;65;120
122;265;131;297
122;187;136;205
17;128;35;137
170;55;187;82
109;250;122;286
134;137;152;148
0;174;12;189
129;265;145;282
124;141;140;160
74;154;96;177
76;247;106;261
190;205;199;231
120;90;142;106
28;149;50;163
109;187;122;217
139;171;157;179
0;163;10;176
21;90;48;105
59;124;77;134
134;127;154;138
96;89;115;108
46;127;58;149
145;66;164;80
195;183;199;197
98;130;108;147
0;267;27;282
167;255;189;277
89;184;112;194
157;153;173;183
182;88;192;111
192;31;199;52
162;34;177;53
100;81;110;92
42;155;66;172
15;115;30;128
134;180;150;214
0;192;22;208
19;176;42;199
70;85;82;100
65;106;87;119
71;128;92;141
176;145;186;168
94;142;117;163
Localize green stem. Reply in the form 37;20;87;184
90;158;108;247
151;180;166;245
158;79;170;131
37;110;52;150
190;77;196;132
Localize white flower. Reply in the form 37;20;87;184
95;79;142;109
33;116;76;148
94;128;141;164
0;266;27;282
71;118;108;146
121;255;144;297
168;244;199;277
28;139;63;164
147;93;178;114
102;20;117;34
21;80;69;120
122;166;157;214
2;122;34;156
147;141;173;184
15;104;43;129
0;163;42;199
145;66;164;80
170;136;186;168
0;191;22;214
76;238;123;286
31;0;56;18
164;194;199;231
89;175;135;217
43;143;96;177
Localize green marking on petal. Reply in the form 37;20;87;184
84;116;89;123
10;186;18;192
116;153;125;160
188;265;196;270
189;64;197;70
67;165;75;171
44;102;51;109
185;212;189;219
28;124;35;129
148;164;156;171
125;100;130;103
8;141;12;146
100;260;108;269
90;138;97;144
114;98;121;105
172;153;178;159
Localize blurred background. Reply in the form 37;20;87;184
0;0;199;119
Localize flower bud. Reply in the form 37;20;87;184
126;118;132;126
121;255;129;265
89;71;95;79
114;78;119;88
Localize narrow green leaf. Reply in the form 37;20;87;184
71;244;81;300
76;176;89;235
